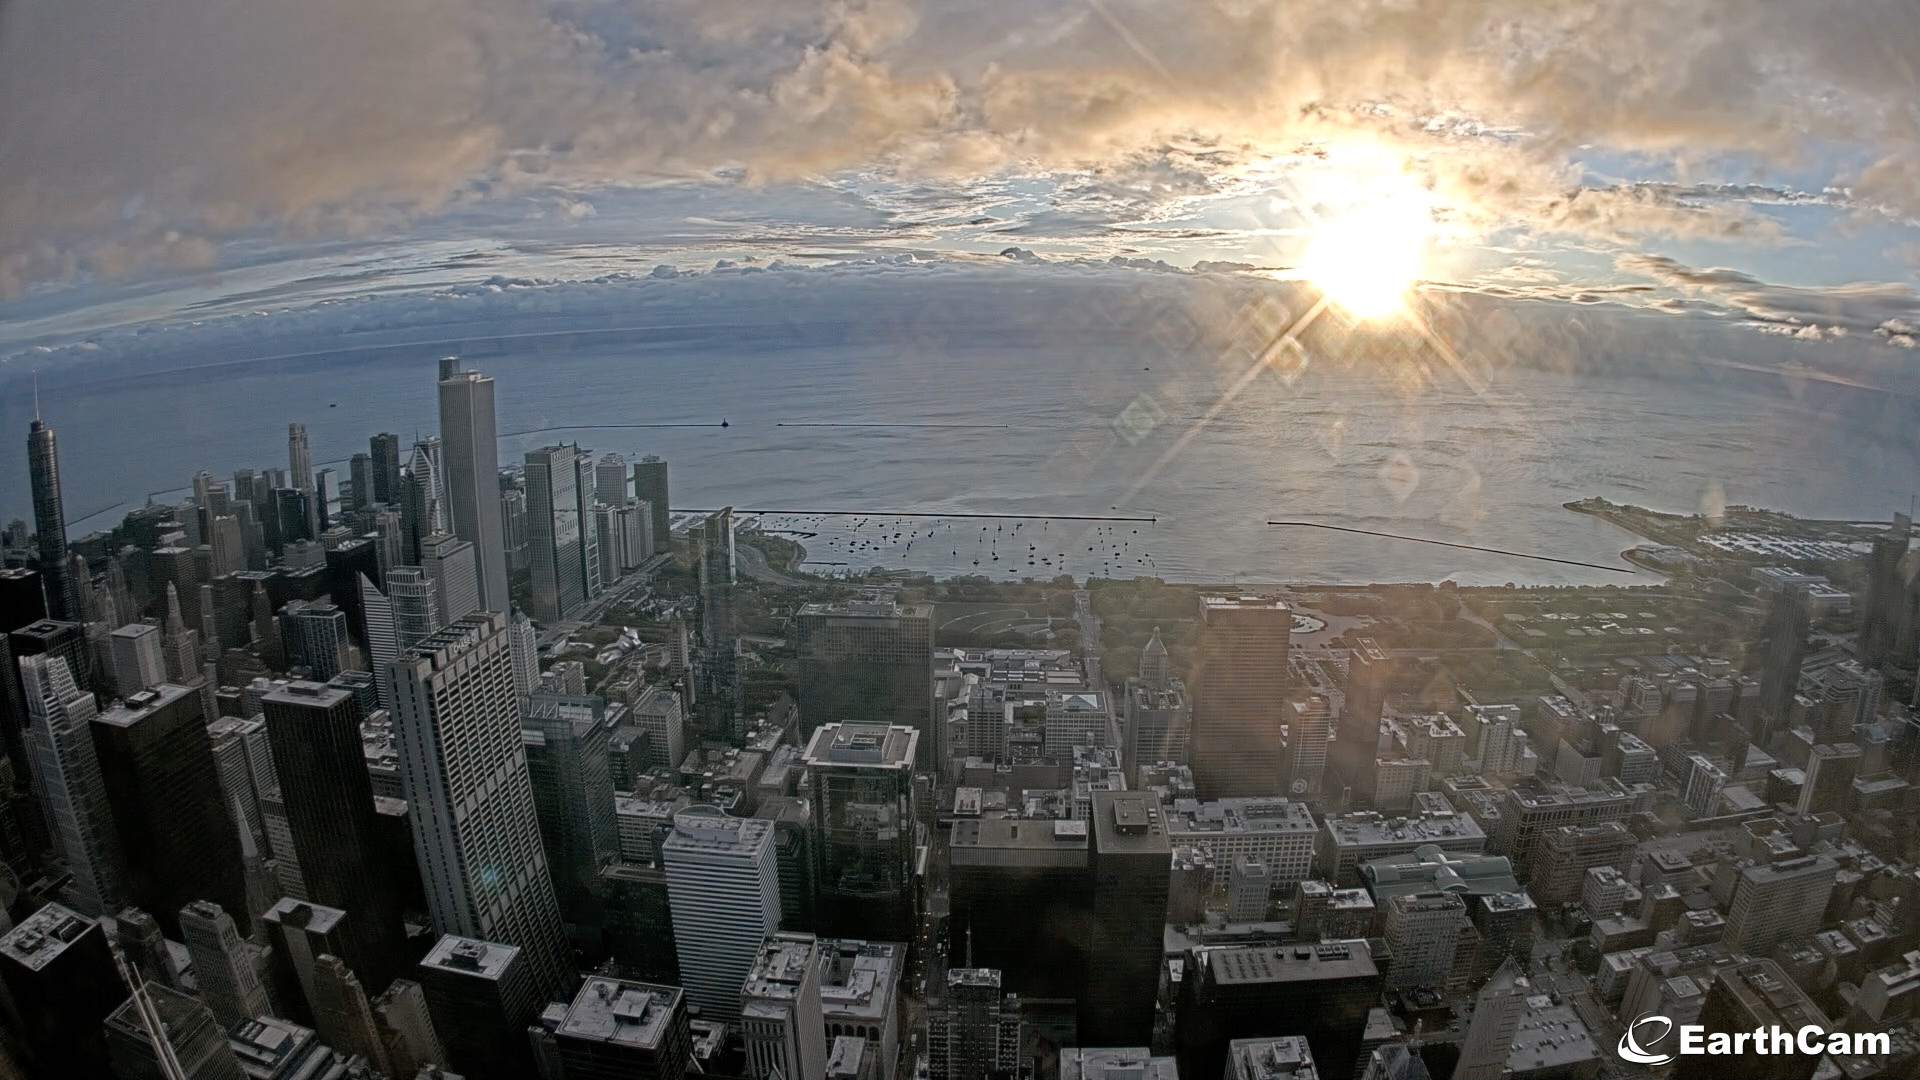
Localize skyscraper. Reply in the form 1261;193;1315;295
804;722;921;943
632;457;671;550
438;364;510;614
1083;790;1172;1047
27;409;83;621
387;566;444;647
792;599;936;754
104;980;246;1080
662;807;781;1021
349;452;375;512
1757;585;1811;743
109;622;165;694
1175;940;1382;1080
282;601;349;680
289;423;314;493
526;444;592;623
359;574;398;709
1190;595;1295;799
262;681;409;991
389;612;571;998
92;684;249;938
0;903;125;1079
370;433;404;506
417;935;542;1080
1724;853;1838;954
741;933;827;1080
420;532;480;622
929;969;1023;1080
18;654;125;915
551;977;692;1080
1123;628;1189;779
1454;958;1528;1080
692;508;740;737
523;693;621;925
596;453;630;505
179;900;273;1028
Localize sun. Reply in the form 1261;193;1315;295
1298;195;1432;319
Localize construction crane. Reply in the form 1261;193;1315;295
110;943;190;1080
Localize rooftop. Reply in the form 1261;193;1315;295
803;722;918;768
263;898;346;935
1506;1004;1599;1074
1169;798;1316;837
1325;808;1485;848
820;939;903;1022
1361;846;1521;901
1227;1036;1319;1080
559;978;681;1049
420;935;520;981
744;933;821;1005
95;682;194;727
229;1016;321;1072
0;903;96;972
1203;940;1378;986
1060;1047;1181;1080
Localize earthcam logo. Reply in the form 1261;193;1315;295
1616;1014;1890;1065
1617;1015;1675;1066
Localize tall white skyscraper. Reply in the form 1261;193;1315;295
387;567;443;647
662;807;781;1021
507;609;539;709
388;611;571;998
437;365;510;615
18;655;125;916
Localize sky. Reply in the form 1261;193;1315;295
3;0;1920;370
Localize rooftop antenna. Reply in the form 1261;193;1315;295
32;370;41;421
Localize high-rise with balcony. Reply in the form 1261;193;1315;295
438;364;510;614
1190;596;1294;799
390;612;572;998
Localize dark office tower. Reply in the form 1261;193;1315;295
692;508;740;737
631;457;671;550
1175;939;1382;1080
91;684;248;938
0;903;124;1079
1082;791;1171;1047
792;598;937;750
1190;595;1295;799
804;722;921;942
1863;513;1911;665
523;693;620;927
282;601;349;680
575;450;604;603
19;654;125;915
150;544;199;626
929;969;1024;1080
1333;638;1392;788
526;445;590;623
391;612;572;998
0;568;46;631
417;935;543;1080
1675;959;1830;1080
262;681;407;991
308;953;390;1070
947;818;1089;1001
1758;585;1812;744
250;583;281;667
114;907;180;990
162;583;201;682
27;411;83;622
370;434;403;506
439;365;511;615
274;487;313;548
105;981;247;1080
340;456;370;517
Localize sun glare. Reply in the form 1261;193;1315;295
1298;195;1432;319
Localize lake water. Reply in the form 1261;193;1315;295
7;319;1918;587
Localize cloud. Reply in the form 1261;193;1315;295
5;0;1920;297
1618;252;1920;340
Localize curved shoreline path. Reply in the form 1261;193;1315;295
1267;521;1637;575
